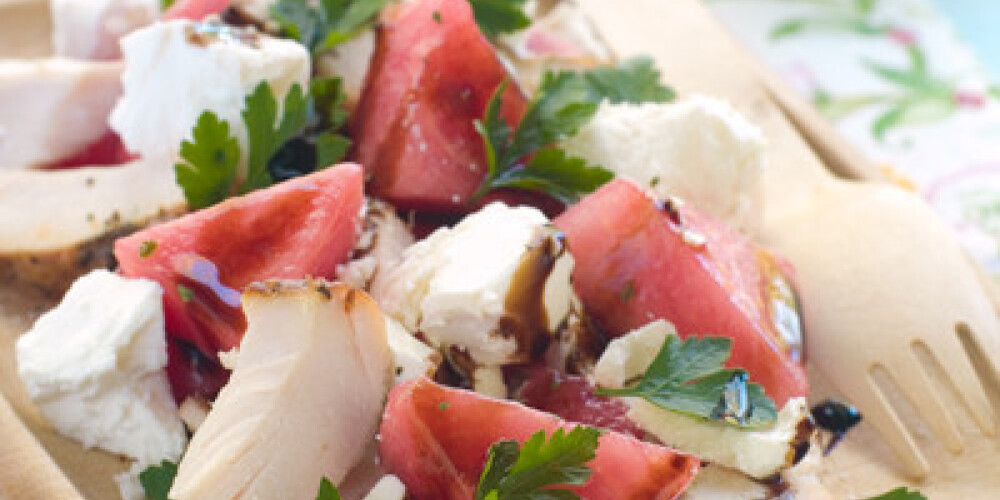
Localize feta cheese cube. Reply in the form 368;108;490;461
15;269;187;468
594;320;814;479
385;315;440;385
110;19;310;165
373;202;576;367
561;96;765;233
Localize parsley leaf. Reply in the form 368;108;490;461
490;148;612;204
175;112;241;210
597;334;777;428
475;427;601;500
584;57;677;104
472;57;674;203
861;487;927;500
271;0;391;54
139;460;177;500
315;477;342;500
175;79;351;208
467;0;531;38
242;81;307;193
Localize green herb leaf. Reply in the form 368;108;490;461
176;78;353;208
492;148;612;204
861;487;928;500
160;0;176;10
242;81;307;193
315;477;342;500
583;56;676;104
472;58;673;203
475;427;601;500
174;112;241;210
597;334;777;428
467;0;531;38
139;460;178;500
177;284;194;303
139;240;158;258
271;0;391;54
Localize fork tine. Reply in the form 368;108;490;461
955;323;1000;435
858;375;930;478
880;356;963;454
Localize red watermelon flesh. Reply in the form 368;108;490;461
379;377;699;500
554;179;808;406
114;164;364;360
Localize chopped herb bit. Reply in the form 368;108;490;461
467;0;531;38
161;0;176;10
439;401;451;411
597;334;777;428
176;79;351;208
475;427;601;500
861;487;927;500
139;240;159;258
619;281;636;304
315;477;342;500
473;58;674;204
432;10;442;24
139;460;177;500
177;284;195;303
650;176;661;188
271;0;391;54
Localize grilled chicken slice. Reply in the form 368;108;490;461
0;58;122;169
169;280;393;500
0;157;184;296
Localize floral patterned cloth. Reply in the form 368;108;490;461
705;0;1000;279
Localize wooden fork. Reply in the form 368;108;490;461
756;57;1000;478
577;0;1000;479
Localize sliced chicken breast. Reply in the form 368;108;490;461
169;280;393;500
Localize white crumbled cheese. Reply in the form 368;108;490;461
363;475;407;500
177;397;211;433
15;270;187;469
472;366;507;399
51;0;160;60
385;315;440;385
594;320;812;479
337;199;415;290
372;202;576;367
218;347;240;370
562;96;765;233
110;19;310;165
315;30;376;109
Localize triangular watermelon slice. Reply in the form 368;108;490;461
115;164;364;361
379;377;700;500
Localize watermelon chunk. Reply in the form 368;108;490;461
515;367;646;440
164;0;231;21
351;0;528;212
114;164;364;361
554;179;808;406
379;377;699;500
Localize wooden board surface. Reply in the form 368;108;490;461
2;0;999;499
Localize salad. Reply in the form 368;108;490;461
4;0;922;499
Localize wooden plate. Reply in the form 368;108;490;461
3;0;999;498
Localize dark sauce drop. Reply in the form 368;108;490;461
811;399;862;454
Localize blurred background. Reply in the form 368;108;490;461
707;0;1000;279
